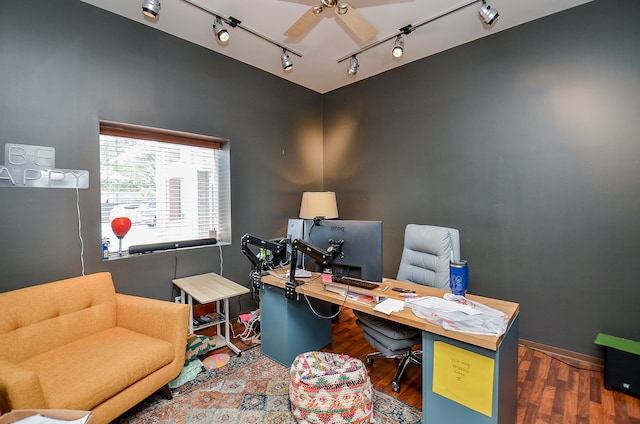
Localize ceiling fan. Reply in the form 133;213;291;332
285;0;378;42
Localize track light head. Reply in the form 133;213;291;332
281;49;293;71
348;56;359;76
142;0;160;18
213;17;229;42
392;35;404;58
479;1;499;25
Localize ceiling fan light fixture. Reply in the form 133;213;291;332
348;55;359;75
213;17;229;42
142;0;160;18
392;35;404;58
281;49;293;71
479;1;499;25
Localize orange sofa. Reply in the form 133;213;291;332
0;272;190;424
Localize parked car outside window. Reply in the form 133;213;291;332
109;203;140;223
137;201;156;227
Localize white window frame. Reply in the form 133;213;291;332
99;121;231;256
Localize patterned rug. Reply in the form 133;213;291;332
117;347;421;424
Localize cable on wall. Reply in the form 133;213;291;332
218;244;224;276
76;187;85;276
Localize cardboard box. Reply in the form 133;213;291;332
0;409;94;424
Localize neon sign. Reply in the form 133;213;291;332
0;143;89;189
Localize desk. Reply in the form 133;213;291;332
172;272;249;355
260;270;519;424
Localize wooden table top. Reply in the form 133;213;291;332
261;269;519;351
172;272;249;304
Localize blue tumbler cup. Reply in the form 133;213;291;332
450;260;468;296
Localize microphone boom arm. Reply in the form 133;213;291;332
241;233;287;272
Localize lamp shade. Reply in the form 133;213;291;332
299;192;339;219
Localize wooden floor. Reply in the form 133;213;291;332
210;308;640;423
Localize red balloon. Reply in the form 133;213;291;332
111;217;132;239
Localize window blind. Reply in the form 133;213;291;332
99;121;231;253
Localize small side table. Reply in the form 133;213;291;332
172;272;249;355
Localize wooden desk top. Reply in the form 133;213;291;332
173;272;249;304
261;270;519;351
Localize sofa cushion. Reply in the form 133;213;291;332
20;326;174;411
0;273;117;363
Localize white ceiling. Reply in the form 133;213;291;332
80;0;593;94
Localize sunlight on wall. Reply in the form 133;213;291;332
518;60;640;203
547;72;638;145
275;121;323;187
523;62;639;147
323;113;360;180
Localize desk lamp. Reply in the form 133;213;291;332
111;217;132;256
299;191;338;226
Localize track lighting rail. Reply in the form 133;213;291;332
182;0;303;58
337;0;483;63
149;0;498;75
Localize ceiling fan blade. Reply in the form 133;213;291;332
284;6;322;38
336;3;378;42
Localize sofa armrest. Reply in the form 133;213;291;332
116;293;190;342
115;294;190;367
0;359;47;413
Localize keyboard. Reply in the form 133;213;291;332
330;275;380;290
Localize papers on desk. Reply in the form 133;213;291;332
406;294;509;337
408;296;481;315
372;298;405;315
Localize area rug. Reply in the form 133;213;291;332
117;347;421;424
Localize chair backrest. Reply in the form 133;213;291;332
396;224;460;289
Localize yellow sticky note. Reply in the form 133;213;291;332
432;341;495;417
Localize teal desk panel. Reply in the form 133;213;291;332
422;315;519;424
261;284;333;366
259;274;519;424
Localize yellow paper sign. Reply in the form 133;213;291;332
432;341;495;417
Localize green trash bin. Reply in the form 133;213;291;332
595;333;640;398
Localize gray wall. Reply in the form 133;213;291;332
322;0;640;357
0;0;323;314
1;0;638;359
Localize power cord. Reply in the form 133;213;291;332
174;249;179;280
519;344;604;373
75;187;85;276
249;270;262;302
218;244;224;276
298;277;346;320
270;271;345;320
237;310;261;342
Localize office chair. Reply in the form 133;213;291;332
354;224;460;392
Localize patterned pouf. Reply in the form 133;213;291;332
289;351;373;423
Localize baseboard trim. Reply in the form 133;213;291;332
519;339;604;370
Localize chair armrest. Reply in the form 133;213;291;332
116;293;190;368
0;359;47;413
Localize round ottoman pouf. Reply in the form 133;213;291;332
289;351;373;423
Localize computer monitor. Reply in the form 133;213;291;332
302;219;383;282
287;218;305;268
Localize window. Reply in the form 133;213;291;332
99;121;231;256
